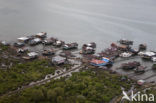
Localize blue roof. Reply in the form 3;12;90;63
102;57;109;63
90;57;113;67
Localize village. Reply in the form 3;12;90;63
1;32;156;103
1;32;156;86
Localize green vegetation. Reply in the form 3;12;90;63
0;70;133;103
0;42;135;103
0;44;20;69
0;60;56;95
0;44;56;95
0;44;9;51
140;88;156;103
125;88;156;103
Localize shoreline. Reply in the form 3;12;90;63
0;32;156;103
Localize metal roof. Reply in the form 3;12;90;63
28;52;38;57
18;37;29;41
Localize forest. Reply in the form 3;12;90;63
0;70;133;103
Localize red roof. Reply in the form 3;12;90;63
91;59;106;64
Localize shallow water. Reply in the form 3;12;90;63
0;0;156;51
113;56;156;82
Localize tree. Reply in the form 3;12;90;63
47;89;57;102
41;86;47;98
57;96;63;103
54;87;64;96
31;89;44;102
76;95;86;103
